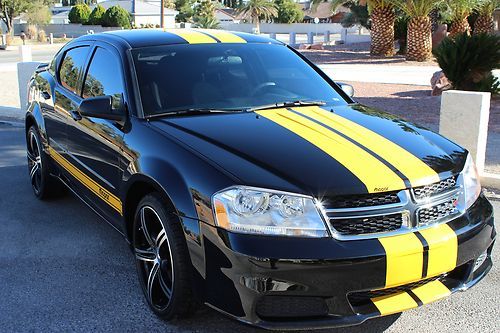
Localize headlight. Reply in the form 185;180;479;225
212;186;329;237
459;154;481;209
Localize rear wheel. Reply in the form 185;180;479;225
132;193;197;319
27;126;62;199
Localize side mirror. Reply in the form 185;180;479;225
78;96;124;121
337;82;355;98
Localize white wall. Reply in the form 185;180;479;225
224;23;359;34
134;14;176;28
15;23;122;37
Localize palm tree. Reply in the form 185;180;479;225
238;0;278;34
448;0;482;37
318;0;396;56
388;0;443;62
474;0;499;34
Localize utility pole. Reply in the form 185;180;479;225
160;0;165;28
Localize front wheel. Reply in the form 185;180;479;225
132;193;197;320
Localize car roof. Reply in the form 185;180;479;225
77;29;283;49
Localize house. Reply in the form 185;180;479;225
215;8;240;28
302;2;349;24
98;0;178;28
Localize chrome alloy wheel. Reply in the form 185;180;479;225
134;206;174;311
27;130;43;195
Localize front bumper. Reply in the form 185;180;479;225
198;194;495;330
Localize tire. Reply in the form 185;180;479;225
26;126;63;199
132;193;197;320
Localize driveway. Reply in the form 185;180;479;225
0;120;498;332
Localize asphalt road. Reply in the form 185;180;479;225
0;121;499;333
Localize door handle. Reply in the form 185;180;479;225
41;91;51;100
70;110;82;121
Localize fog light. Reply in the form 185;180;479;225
473;251;488;272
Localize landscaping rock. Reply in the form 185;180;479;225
431;70;452;96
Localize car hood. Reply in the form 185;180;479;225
150;104;467;197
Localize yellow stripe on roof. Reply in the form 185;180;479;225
166;29;217;44
293;106;440;187
256;108;406;193
198;29;247;43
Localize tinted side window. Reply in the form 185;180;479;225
83;47;124;110
59;46;90;94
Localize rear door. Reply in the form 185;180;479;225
64;43;127;225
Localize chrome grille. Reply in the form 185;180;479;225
412;176;457;200
330;213;403;236
321;176;463;240
417;195;460;226
323;192;400;209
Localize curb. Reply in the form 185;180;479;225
481;172;500;191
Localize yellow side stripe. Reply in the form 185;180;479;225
197;29;247;43
48;147;123;215
372;292;419;316
378;233;424;288
165;29;217;44
256;109;406;193
293;106;440;187
411;280;451;304
419;224;458;277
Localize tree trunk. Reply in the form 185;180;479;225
474;14;494;34
449;18;471;37
406;16;432;62
369;6;395;57
254;16;260;34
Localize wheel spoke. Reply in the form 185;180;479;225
140;208;155;247
27;151;36;162
159;268;173;299
30;162;39;180
147;262;160;303
156;229;167;249
135;248;156;262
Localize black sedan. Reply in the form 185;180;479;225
26;29;495;330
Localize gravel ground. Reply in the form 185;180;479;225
300;42;438;66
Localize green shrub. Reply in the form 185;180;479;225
274;0;303;24
102;6;131;28
87;4;106;25
68;3;91;24
433;33;500;94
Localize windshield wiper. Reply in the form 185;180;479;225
246;100;327;112
146;108;240;119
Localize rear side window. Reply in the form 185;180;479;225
59;46;90;95
83;47;124;109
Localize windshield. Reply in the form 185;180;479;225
131;43;348;116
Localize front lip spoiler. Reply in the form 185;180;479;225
210;256;494;331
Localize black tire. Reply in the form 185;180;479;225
26;126;63;199
132;193;197;320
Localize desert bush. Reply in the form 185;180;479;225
37;30;47;43
433;33;500;94
26;25;38;39
68;3;91;24
102;6;131;28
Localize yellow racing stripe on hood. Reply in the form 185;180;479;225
419;224;458;277
197;29;247;43
293;106;440;187
166;29;217;44
256;109;406;193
